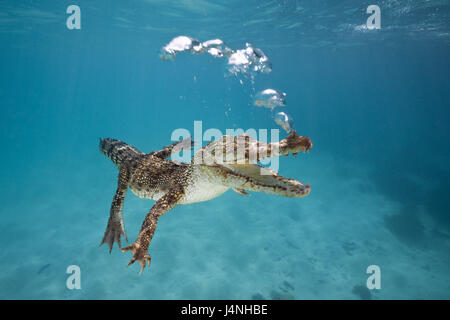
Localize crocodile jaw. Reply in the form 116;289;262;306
226;164;311;198
198;163;310;198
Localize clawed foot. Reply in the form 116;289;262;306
121;242;151;274
100;219;127;253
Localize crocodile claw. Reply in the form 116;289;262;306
121;243;151;274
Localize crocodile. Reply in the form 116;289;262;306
99;131;312;273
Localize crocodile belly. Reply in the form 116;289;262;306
130;187;165;201
179;182;229;204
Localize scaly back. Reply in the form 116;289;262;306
99;138;144;168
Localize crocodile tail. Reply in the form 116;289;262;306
99;138;144;167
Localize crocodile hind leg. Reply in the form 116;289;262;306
100;166;130;252
122;186;185;274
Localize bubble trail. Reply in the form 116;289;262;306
160;36;272;78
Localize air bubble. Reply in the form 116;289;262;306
274;112;294;133
202;39;233;58
159;36;203;61
253;89;286;110
226;43;272;76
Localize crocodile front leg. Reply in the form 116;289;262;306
100;166;130;252
122;187;185;274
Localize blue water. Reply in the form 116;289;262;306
0;0;449;299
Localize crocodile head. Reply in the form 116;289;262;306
196;130;313;198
